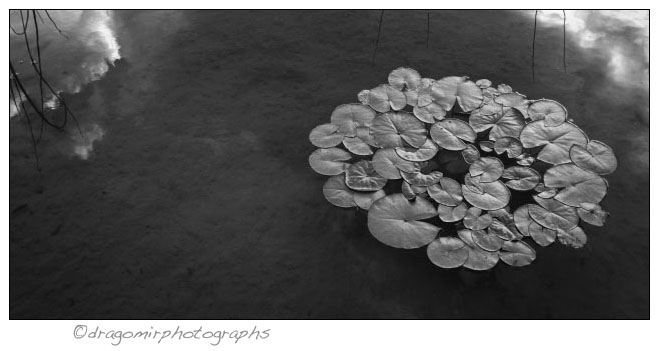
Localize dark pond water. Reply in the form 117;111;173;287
9;10;649;319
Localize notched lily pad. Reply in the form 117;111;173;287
345;160;387;191
476;79;492;88
413;103;447;123
458;229;500;271
527;197;578;231
500;240;536;267
343;136;373;155
494;92;526;108
557;226;587;248
430;118;477;151
372;148;417;179
461;144;480;164
569;140;617;175
516;153;535;166
488;218;518;241
462;178;510;211
469;157;504;182
497;84;513;93
472;229;504;251
309;123;345;148
544;163;607;206
513;204;533;236
470;107;526;141
372;111;427;148
463;207;493;230
322;175;357;208
502;166;541;191
388;67;422;91
437;202;468;222
330;103;376;136
427;236;470;269
358;84;407;112
353;190;386;210
401;170;444;187
493;136;523;158
402;182;427;200
367;194;440;249
309;147;351;175
395;138;439;162
577;202;609;226
479;140;494;152
519;121;588;165
428;177;463;206
528;99;567;126
529;221;557;246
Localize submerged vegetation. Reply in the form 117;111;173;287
309;67;616;271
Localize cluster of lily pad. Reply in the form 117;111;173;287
308;67;616;270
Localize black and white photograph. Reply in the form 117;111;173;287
4;5;654;350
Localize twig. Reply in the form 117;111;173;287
426;11;430;48
532;10;538;82
563;10;567;73
44;10;69;39
371;10;384;66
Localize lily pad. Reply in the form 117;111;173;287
428;177;463;206
429;76;463;110
569;140;617;175
519;121;588;164
372;111;427;148
395;138;439;162
528;99;567;126
461;144;480;164
494;93;526;107
372;148;418;179
367;194;440;249
516;153;535;166
345;160;387;191
343;137;373;155
534;183;558;198
427;236;470;269
470;107;526;141
577;202;608;226
388;67;422;91
401;170;443;187
502;166;541;191
402;181;427;200
353;190;386;210
528;221;557;246
322;175;356;208
355;126;377;146
309;148;351;175
455;79;484;112
488;218;518;241
330;103;376;136
527;198;578;231
463;207;493;230
462;178;510;211
458;229;500;271
309;123;345;148
430;118;477;151
475;79;492;88
469;157;504;182
493;136;523;158
544;163;607;206
497;84;513;93
499;240;536;267
405;90;419;107
479;140;494;152
513;205;533;236
472;229;504;251
557;226;587;248
358;84;407;112
413;102;447;123
437;202;468;222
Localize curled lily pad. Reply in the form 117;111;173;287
493;136;523;158
479;140;494;152
345;160;387;191
494;93;526;107
513;205;533;236
322;175;356;208
430;118;476;151
473;229;504;251
455;79;484;112
502;166;541;191
488;218;518;241
372;148;417;179
519;121;588;164
395;138;439;162
429;76;462;109
476;79;492;88
358;84;407;112
470;107;526;141
405;90;419;107
388;67;421;91
401;170;443;187
529;221;557;246
489;207;523;239
343;137;373;155
497;84;513;93
402;181;427;200
462;178;510;211
464;207;493;230
309;123;344;148
330;103;376;136
367;194;440;249
354;190;386;210
482;87;500;98
355;126;377;146
309;148;351;175
528;198;578;231
428;177;463;206
463;173;483;194
528;99;567;126
413;102;447;123
544;163;607;206
461;144;480;164
557;226;587;248
499;241;536;267
437;202;468;222
469;157;504;182
427;236;470;269
516;153;535;166
372;111;427;148
534;183;558;198
569;140;617;175
458;229;500;271
577;202;608;226
416;78;437;107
